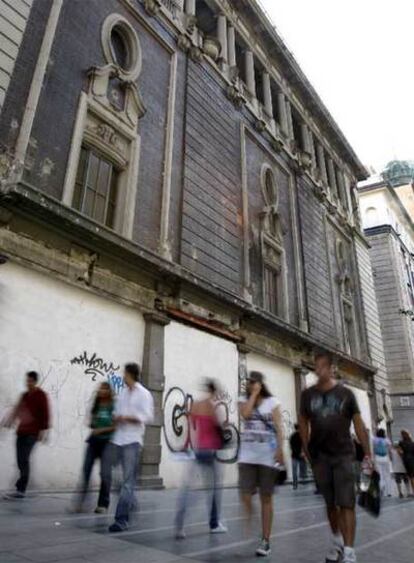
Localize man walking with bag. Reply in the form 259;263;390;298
104;363;154;532
299;352;371;563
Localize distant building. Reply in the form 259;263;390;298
358;161;414;437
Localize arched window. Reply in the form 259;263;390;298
365;206;379;228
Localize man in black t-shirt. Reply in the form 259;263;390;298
299;352;371;563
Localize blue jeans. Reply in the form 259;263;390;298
102;442;141;528
292;457;307;488
175;450;221;531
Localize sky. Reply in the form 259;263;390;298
259;0;414;173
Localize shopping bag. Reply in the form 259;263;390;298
358;469;381;517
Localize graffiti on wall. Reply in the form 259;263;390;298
70;351;124;394
163;386;240;464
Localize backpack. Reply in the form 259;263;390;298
374;438;388;457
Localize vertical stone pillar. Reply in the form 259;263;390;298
185;0;195;15
293;367;307;418
140;312;170;488
237;343;250;396
327;158;338;198
285;99;294;141
262;72;273;118
300;123;310;153
217;14;228;64
308;129;317;170
227;25;236;68
277;92;289;136
317;144;328;184
337;170;348;209
245;50;256;98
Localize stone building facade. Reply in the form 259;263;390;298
0;0;383;490
358;163;414;438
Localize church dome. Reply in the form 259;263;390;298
382;160;414;188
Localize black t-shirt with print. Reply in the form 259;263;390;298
300;383;360;459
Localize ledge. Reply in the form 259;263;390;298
0;181;377;377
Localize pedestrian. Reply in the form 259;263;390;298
103;363;154;532
352;435;365;493
390;442;410;499
372;429;392;497
74;382;115;513
289;423;307;490
399;430;414;496
2;371;50;499
299;352;371;563
238;371;285;558
175;378;227;539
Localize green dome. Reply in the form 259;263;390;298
382;160;414;188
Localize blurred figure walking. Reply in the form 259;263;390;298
175;379;227;539
399;430;414;496
75;382;115;513
289;424;307;490
3;371;50;499
238;371;285;558
299;352;371;563
391;442;410;498
104;363;154;533
373;429;392;497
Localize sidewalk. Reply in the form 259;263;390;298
0;485;413;562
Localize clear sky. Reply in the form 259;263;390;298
259;0;414;173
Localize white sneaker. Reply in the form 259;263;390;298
343;547;357;563
94;506;107;514
325;545;343;562
210;522;228;534
175;528;186;540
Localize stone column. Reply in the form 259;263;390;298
337;169;348;209
185;0;195;15
327;158;338;198
285;99;294;140
217;14;228;64
293;367;307;418
140;311;170;488
227;25;236;68
277;92;289;136
300;123;310;153
262;72;273;118
317;144;328;184
308;129;317;170
245;50;256;98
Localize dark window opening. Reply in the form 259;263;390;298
196;0;216;37
111;27;129;70
254;61;265;106
73;147;119;228
264;265;279;315
270;81;280;124
291;111;305;152
235;34;247;84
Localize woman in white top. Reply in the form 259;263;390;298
372;428;392;497
238;371;284;558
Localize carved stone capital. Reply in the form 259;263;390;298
189;46;203;63
226;84;245;108
254;118;267;133
177;33;191;52
185;14;197;34
144;0;162;16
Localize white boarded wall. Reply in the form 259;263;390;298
0;262;145;491
160;321;239;488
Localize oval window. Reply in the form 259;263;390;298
111;27;129;70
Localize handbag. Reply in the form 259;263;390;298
358;470;381;517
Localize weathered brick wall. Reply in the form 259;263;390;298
180;59;243;294
296;179;337;347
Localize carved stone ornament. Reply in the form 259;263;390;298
177;33;191;52
185;13;197;34
189;46;203;63
203;36;222;62
271;138;284;154
91;123;121;149
298;150;312;171
255;118;267;133
0;151;23;186
144;0;162;16
226;85;245;108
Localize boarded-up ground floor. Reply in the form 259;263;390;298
0;261;373;491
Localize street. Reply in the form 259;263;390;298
0;485;413;563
